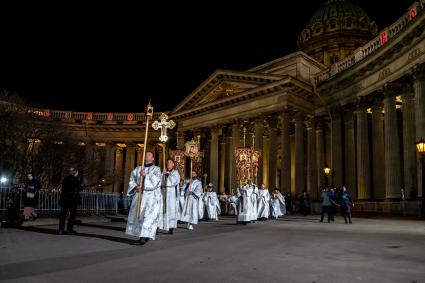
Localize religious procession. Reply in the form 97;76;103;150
123;102;293;245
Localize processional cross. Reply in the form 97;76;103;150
152;113;176;143
152;113;176;215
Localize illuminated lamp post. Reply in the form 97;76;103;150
323;165;331;189
0;177;8;190
416;138;425;218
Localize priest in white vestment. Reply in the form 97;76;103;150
236;182;254;225
158;158;180;234
250;183;259;222
257;184;271;220
204;183;221;220
270;189;286;219
180;170;203;230
125;151;162;244
177;182;185;221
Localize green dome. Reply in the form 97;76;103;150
306;0;370;29
298;0;378;50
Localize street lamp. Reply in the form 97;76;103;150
323;165;331;188
416;137;425;218
0;177;8;190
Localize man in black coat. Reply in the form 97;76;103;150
299;190;311;216
58;168;82;234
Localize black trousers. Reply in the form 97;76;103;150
320;205;332;222
59;201;78;231
343;209;352;223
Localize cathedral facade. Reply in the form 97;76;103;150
169;0;425;201
2;0;424;205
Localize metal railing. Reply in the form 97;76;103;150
0;186;131;216
311;200;422;216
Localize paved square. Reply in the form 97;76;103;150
1;215;425;282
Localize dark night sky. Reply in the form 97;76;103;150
0;0;415;113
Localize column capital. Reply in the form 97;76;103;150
295;111;304;122
267;115;279;129
412;63;425;81
305;118;316;130
382;83;403;98
104;141;114;147
344;110;355;124
370;94;384;108
279;111;289;121
400;83;414;98
126;142;136;148
356;96;373;109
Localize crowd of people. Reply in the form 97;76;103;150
118;151;358;245
12;151;357;244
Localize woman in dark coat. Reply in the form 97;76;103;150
22;173;42;220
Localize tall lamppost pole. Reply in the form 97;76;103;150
323;165;331;189
416;138;425;219
0;177;8;190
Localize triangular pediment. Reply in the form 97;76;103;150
247;51;327;82
171;70;283;113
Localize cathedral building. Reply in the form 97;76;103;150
2;0;424;207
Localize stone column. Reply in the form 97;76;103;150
344;111;356;198
124;143;136;193
316;122;325;196
209;128;219;190
371;101;385;199
177;130;185;149
84;141;95;186
295;113;305;195
254;118;264;187
280;112;291;193
224;127;233;195
104;142;115;191
268;116;278;189
263;135;269;187
384;87;402;199
230;123;240;193
306;118;317;199
113;146;124;193
413;64;425;198
331;111;343;187
402;88;417;198
137;146;144;166
219;137;226;194
356;104;371;199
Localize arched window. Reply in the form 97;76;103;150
313;23;323;34
346;18;353;28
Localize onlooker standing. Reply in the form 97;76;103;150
319;188;332;223
58;168;82;235
341;186;354;224
285;192;294;215
22;173;41;221
299;190;311;216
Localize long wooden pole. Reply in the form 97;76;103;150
162;143;167;215
136;112;151;218
185;157;193;216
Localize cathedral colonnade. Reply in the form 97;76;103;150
178;65;425;200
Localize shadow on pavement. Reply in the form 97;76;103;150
77;222;125;231
19;226;138;245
